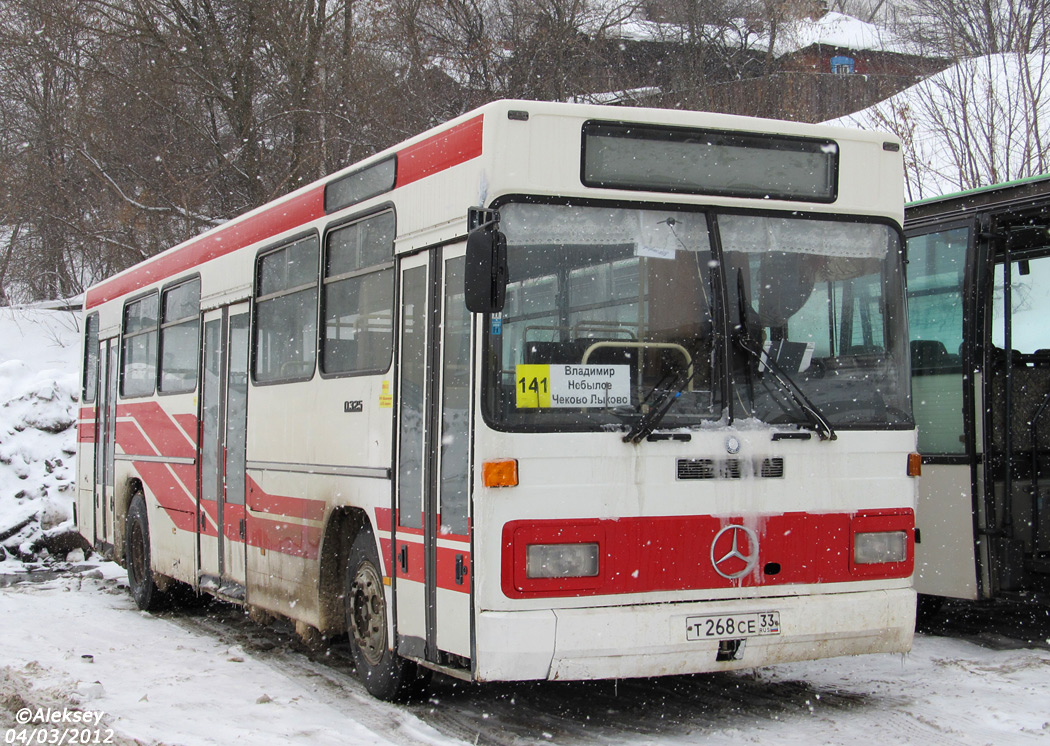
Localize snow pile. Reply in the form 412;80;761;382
827;53;1050;200
0;307;83;566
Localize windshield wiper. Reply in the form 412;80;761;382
735;334;837;441
622;362;695;444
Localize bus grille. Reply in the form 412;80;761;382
676;458;785;480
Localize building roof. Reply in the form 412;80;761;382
772;12;919;57
609;11;918;59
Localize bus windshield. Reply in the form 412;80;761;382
481;201;910;433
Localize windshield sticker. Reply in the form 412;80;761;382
636;244;677;260
516;364;630;408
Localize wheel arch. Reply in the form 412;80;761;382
317;506;372;636
115;476;145;565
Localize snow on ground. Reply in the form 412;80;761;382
1;569;1048;745
0;308;81;567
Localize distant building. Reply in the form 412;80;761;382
597;8;949;122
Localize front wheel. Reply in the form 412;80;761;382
345;530;429;701
125;493;166;611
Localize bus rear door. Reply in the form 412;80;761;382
198;304;250;598
94;339;117;555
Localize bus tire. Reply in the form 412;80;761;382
344;530;428;701
125;492;165;611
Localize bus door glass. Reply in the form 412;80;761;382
78;316;99;545
198;305;250;597
94;339;117;550
905;222;978;600
990;239;1050;586
436;251;471;660
395;248;473;666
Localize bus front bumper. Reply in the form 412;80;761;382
473;587;915;682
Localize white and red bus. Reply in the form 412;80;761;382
77;99;918;700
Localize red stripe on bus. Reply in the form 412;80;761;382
436;545;470;593
246;476;326;522
172;414;199;447
395;115;484;188
130;461;197;523
78;408;96;443
85;185;325;309
247;515;322;560
374;506;393;533
110;404;202;530
198;497;219;536
385;538;469;594
117;402;196;459
224;503;245;541
501;510;914;599
77;420;96;444
378;508;470;592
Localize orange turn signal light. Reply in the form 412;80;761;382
483;459;519;488
907;453;922;477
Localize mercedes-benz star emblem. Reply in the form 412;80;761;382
710;524;760;579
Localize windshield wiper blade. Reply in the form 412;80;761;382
622;363;694;444
735;334;837;441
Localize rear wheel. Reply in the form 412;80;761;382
125;493;166;611
345;530;428;701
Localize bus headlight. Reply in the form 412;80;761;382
526;543;599;578
854;531;908;564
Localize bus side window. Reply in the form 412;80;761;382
83;313;99;403
159;278;201;393
321;211;395;376
121;292;159;397
253;235;319;383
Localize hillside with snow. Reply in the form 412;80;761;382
827;53;1050;200
0;308;82;567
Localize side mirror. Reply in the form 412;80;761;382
464;226;507;313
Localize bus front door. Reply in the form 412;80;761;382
395;248;473;671
198;305;250;599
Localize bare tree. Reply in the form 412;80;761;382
838;53;1050;200
0;0;96;301
898;0;1050;57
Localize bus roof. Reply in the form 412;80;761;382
85;99;901;311
905;173;1050;228
907;173;1050;210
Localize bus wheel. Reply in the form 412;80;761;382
125;493;165;611
344;531;429;701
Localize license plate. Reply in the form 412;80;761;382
686;611;781;641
